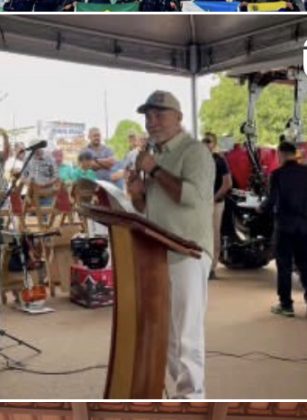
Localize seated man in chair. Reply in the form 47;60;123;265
22;142;59;227
23;141;59;203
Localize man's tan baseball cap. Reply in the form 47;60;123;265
137;90;181;114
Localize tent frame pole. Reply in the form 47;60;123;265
189;43;199;140
191;74;198;140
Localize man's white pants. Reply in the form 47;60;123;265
167;251;211;399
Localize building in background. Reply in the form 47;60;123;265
8;120;87;163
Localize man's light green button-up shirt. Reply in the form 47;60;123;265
146;131;215;260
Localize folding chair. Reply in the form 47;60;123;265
9;184;27;232
71;179;101;233
23;182;59;232
50;182;76;227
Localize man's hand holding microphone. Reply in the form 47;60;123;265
126;148;159;213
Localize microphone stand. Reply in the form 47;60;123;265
0;148;37;210
0;148;42;368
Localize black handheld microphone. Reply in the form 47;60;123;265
25;140;47;152
139;138;157;182
146;138;158;155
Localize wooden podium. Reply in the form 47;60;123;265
78;180;202;399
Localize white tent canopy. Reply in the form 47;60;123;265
0;15;306;76
0;15;306;135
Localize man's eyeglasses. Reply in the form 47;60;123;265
203;139;213;144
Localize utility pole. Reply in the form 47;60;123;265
0;91;8;104
104;89;109;140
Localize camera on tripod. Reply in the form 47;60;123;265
71;236;109;269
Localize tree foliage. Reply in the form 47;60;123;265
108;119;143;159
199;74;307;146
199;76;248;142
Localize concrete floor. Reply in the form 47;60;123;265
1;262;307;399
207;263;307;399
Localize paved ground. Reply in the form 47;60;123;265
1;262;307;398
206;263;307;399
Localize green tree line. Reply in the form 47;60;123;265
108;73;307;156
199;74;307;146
108;119;143;159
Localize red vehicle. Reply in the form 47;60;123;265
220;68;307;268
225;143;279;191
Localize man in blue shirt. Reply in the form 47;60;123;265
83;127;116;182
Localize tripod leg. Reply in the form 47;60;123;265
0;350;22;366
0;329;41;354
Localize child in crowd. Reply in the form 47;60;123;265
73;150;97;182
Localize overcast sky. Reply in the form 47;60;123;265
0;51;218;139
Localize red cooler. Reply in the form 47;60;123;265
70;265;114;308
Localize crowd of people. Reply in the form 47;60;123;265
1;0;304;12
1;0;182;11
1;128;148;195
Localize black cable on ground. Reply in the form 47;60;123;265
0;363;108;375
207;350;307;363
1;350;307;378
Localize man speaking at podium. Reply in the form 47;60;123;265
127;91;215;399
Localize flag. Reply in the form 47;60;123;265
76;1;139;10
